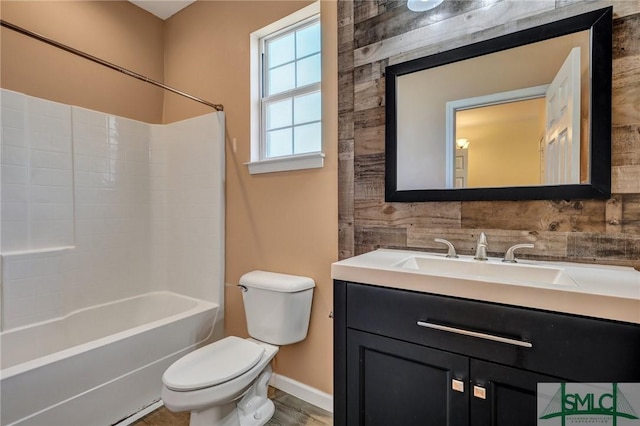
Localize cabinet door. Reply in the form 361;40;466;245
470;359;561;426
347;329;468;426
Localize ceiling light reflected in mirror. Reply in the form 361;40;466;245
455;138;470;149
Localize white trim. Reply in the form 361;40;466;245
115;400;163;426
245;152;324;175
251;2;320;40
269;373;333;413
249;1;323;171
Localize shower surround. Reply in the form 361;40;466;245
0;88;225;424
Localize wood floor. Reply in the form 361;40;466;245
132;388;332;425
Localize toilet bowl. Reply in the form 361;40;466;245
161;271;315;426
162;337;279;426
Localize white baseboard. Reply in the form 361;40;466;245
116;400;163;425
269;373;333;413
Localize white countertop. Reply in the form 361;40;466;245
331;249;640;324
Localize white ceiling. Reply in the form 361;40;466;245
129;0;195;20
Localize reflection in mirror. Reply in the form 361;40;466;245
397;31;589;191
385;7;612;202
454;97;545;188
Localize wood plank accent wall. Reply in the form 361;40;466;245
338;0;640;267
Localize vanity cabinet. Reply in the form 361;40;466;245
334;280;640;426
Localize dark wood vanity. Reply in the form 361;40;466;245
333;280;640;426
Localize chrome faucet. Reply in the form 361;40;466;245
502;243;535;263
434;238;458;258
474;232;488;261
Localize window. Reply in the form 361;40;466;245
248;3;323;174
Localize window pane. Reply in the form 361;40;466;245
294;122;321;154
267;98;292;130
296;23;320;58
268;63;295;96
296;54;321;87
259;16;322;163
267;128;292;157
267;33;295;68
294;92;321;125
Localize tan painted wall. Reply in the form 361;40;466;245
464;119;541;188
0;1;165;123
2;0;338;394
163;1;338;394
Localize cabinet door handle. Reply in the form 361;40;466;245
451;379;465;393
416;321;533;348
473;385;487;399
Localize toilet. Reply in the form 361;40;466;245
161;271;315;426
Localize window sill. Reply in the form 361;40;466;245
245;152;325;175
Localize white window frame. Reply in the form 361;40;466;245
248;2;324;175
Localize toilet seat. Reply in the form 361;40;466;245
163;336;265;391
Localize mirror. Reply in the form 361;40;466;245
385;7;612;202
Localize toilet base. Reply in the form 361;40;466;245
190;402;237;426
237;365;274;426
188;365;274;426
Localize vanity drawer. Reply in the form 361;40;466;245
345;282;640;381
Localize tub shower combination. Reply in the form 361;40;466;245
1;89;225;424
1;19;226;425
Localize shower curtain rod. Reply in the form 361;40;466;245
1;19;224;112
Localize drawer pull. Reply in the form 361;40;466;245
416;321;533;348
451;379;465;393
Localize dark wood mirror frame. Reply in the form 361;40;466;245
385;7;612;202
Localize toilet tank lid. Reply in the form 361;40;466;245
239;270;315;292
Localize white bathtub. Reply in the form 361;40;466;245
0;291;219;426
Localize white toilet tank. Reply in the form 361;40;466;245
239;271;315;345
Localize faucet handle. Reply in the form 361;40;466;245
434;238;458;258
502;243;535;263
474;232;489;261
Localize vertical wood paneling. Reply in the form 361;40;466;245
338;0;355;260
338;0;640;266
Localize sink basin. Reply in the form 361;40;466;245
396;255;577;286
